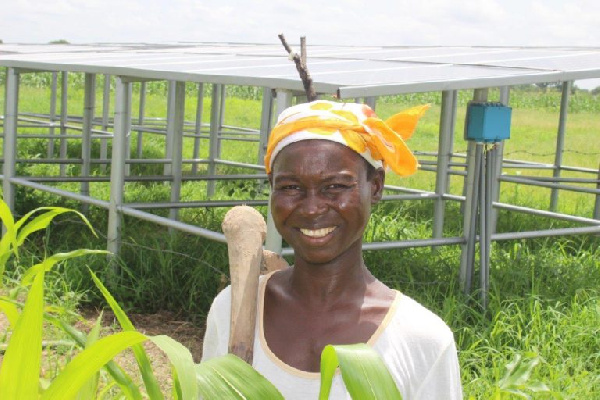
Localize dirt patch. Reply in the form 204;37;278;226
1;309;206;397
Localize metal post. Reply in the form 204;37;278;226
81;73;96;213
364;96;377;110
192;83;204;174
550;81;572;211
47;72;58;158
164;81;176;176
459;143;483;293
107;77;131;257
168;82;185;222
59;71;68;176
257;87;274;164
218;84;226;158
433;90;457;240
136;81;146;158
265;90;292;254
124;84;133;176
594;162;600;220
481;145;495;308
207;84;222;197
490;86;510;233
2;68;19;217
100;74;111;173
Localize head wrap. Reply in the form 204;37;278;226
264;100;429;176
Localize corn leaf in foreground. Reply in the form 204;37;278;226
0;270;45;400
196;354;284;399
45;314;143;400
75;311;103;400
319;343;402;400
149;335;198;400
41;330;149;400
20;249;108;286
89;268;165;400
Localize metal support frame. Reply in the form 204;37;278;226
167;81;186;222
192;83;204;174
550;80;572;211
2;68;19;216
47;72;58;158
107;77;131;256
433;90;457;241
100;74;111;172
81;73;96;213
257;87;274;164
217;84;226;158
207;84;222;197
136;81;146;158
490;87;510;233
59;72;68;176
595;163;600;220
265;89;292;254
459;88;488;294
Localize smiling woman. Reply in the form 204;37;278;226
201;100;462;399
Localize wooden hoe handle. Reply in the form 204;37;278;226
221;206;267;364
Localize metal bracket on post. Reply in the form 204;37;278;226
264;89;292;254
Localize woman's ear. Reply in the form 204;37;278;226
370;168;385;204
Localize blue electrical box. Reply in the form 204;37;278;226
465;102;512;142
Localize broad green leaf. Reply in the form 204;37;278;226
42;331;149;400
149;335;198;400
15;207;97;247
0;297;20;328
45;314;143;400
76;312;104;400
89;269;164;400
0;270;45;400
319;344;402;400
20;249;108;286
196;354;284;399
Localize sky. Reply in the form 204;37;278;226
2;0;600;88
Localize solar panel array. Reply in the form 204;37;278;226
1;43;600;97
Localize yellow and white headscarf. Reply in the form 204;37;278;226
265;100;429;177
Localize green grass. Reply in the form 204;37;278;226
2;77;600;398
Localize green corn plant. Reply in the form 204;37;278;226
0;199;405;399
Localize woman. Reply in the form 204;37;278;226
202;100;462;399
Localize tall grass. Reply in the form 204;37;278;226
1;76;599;398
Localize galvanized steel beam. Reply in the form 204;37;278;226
2;68;19;217
81;73;96;213
107;77;131;256
550;81;572;211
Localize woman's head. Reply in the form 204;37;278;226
265;100;428;265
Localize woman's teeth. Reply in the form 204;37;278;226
300;227;335;238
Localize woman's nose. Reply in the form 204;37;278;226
299;190;327;216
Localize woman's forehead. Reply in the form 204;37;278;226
272;140;366;172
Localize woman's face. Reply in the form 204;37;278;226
269;140;384;265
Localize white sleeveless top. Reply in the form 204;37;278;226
201;272;462;399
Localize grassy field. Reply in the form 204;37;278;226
1;76;600;398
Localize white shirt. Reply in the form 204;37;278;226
202;272;463;399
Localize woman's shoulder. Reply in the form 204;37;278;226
388;292;455;345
